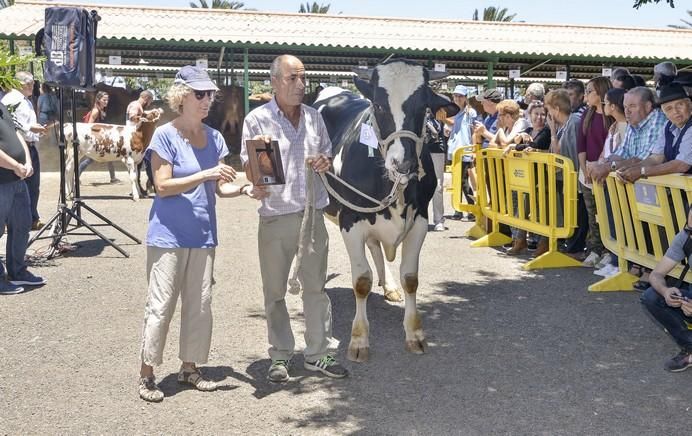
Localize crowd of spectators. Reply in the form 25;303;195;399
443;61;692;372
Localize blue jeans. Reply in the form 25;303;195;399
0;180;31;278
25;145;40;222
78;158;116;180
641;286;692;351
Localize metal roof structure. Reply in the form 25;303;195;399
2;0;691;83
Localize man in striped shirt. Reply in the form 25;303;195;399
591;87;666;182
241;54;348;383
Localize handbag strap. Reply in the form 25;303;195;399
676;261;690;289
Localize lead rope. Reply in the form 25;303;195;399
287;111;427;295
288;160;317;295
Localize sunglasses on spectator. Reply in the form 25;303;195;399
193;90;215;100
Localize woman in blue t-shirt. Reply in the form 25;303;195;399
137;66;251;402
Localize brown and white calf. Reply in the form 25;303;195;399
64;109;162;201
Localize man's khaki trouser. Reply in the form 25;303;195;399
258;210;332;362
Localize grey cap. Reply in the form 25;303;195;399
174;65;219;91
478;88;503;103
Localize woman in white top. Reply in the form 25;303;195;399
599;88;628;161
590;87;628;277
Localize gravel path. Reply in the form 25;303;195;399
0;171;689;435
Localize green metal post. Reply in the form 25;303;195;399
243;48;249;115
486;58;497;88
9;39;15;75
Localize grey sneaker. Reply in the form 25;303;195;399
0;280;25;295
268;359;290;383
664;350;692;372
304;355;349;378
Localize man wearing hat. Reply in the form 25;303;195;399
446;85;478;220
618;84;692;183
473;88;503;148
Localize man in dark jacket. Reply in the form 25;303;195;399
0;102;46;294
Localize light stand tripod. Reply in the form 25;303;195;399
27;88;141;258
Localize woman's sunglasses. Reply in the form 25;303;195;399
193;90;215;100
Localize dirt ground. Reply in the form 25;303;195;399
0;170;690;435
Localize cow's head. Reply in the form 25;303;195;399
132;108;164;152
141;108;163;123
354;60;459;184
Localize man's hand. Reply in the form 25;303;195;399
12;162;28;179
590;162;611;183
681;299;692;317
308;153;331;174
253;134;271;145
473;122;486;136
246;184;269;200
664;287;684;308
617;166;641;183
24;162;33;178
30;124;46;135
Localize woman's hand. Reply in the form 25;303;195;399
205;163;236;182
515;132;531;144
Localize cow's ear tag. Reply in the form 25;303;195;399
360;123;378;152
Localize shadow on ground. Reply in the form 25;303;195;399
272;269;690;435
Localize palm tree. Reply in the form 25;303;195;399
189;0;244;9
472;6;516;22
632;0;675;9
298;2;330;13
669;9;692;29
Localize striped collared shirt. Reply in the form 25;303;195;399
241;97;332;217
0;89;40;143
614;109;666;161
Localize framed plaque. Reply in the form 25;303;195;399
245;139;285;186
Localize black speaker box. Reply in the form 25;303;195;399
41;7;99;89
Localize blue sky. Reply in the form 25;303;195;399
81;0;691;28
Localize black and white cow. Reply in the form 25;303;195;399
314;60;458;362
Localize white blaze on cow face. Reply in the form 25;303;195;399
374;63;425;183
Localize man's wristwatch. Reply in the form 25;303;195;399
640;166;647;178
610;160;617;171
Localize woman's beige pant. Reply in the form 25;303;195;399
140;247;215;366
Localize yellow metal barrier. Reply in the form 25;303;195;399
450;145;486;239
470;148;582;270
590;173;692;292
